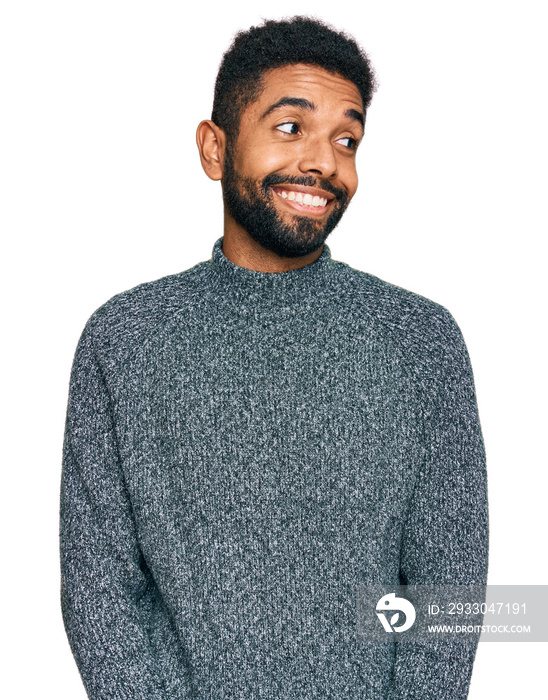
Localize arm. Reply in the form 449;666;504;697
60;319;188;700
389;311;489;699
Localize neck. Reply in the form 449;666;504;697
208;235;333;308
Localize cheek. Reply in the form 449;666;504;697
342;161;359;199
235;137;295;179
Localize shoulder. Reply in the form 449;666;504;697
333;261;469;369
82;260;209;360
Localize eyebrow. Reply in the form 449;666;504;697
345;108;365;129
260;96;365;129
261;97;315;119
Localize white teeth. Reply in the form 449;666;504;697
278;189;329;208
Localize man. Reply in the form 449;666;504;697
60;16;488;700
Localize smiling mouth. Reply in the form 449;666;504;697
271;186;334;214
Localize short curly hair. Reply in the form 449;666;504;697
212;16;377;147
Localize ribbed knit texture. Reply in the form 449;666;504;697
60;236;489;699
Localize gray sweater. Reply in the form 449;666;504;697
60;236;489;699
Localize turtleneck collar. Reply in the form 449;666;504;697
207;236;334;306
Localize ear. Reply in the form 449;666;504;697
196;120;227;181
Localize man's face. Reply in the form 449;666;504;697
222;64;365;258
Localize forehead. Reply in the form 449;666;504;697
248;63;364;116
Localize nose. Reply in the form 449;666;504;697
297;136;337;179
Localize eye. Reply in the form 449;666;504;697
276;122;300;135
336;136;359;150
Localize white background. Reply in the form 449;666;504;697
1;0;546;697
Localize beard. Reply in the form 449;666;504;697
221;148;350;258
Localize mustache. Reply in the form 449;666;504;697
261;174;348;205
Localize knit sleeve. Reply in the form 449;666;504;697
388;311;489;699
59;320;188;700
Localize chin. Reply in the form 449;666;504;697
245;219;332;258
